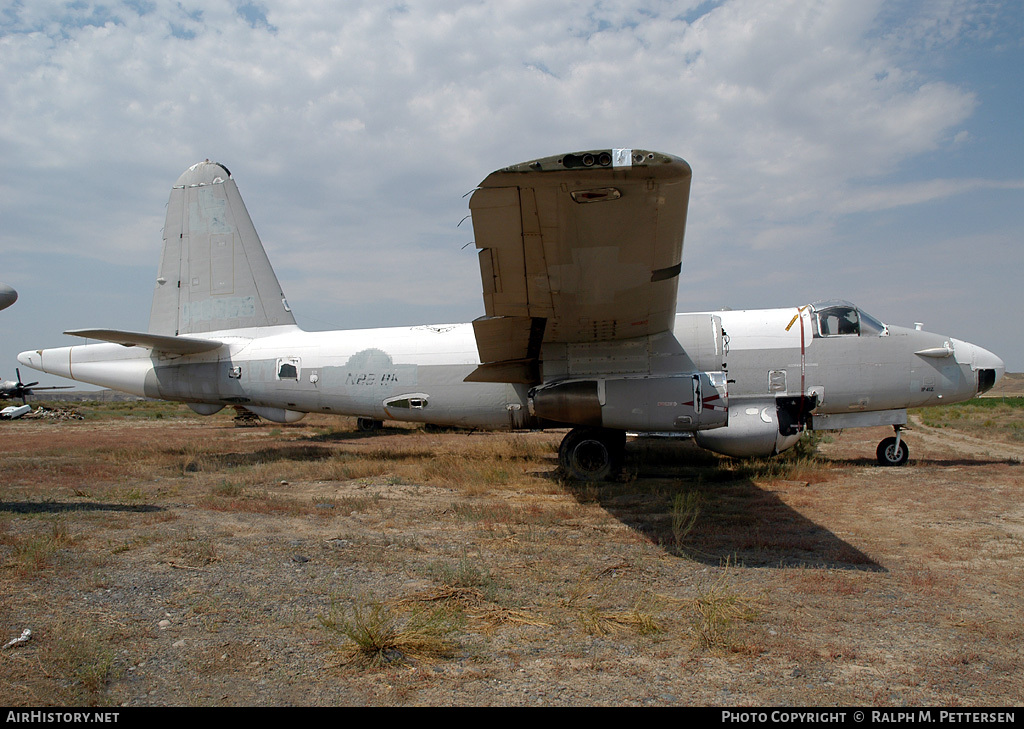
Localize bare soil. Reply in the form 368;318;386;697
1;406;1022;707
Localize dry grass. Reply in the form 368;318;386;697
1;404;1022;706
688;565;759;652
319;596;460;667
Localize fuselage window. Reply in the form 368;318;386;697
277;357;300;380
384;394;429;410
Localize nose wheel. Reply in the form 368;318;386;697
558;427;626;481
876;426;909;466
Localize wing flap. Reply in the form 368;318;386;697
465;316;546;384
64;328;224;355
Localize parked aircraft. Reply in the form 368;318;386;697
0;283;16;311
18;151;1004;479
0;369;72;403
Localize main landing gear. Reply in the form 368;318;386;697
356;417;384;432
876;425;910;466
558;427;626;481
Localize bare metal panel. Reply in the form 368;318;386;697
810;409;907;430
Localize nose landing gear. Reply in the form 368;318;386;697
876;425;909;466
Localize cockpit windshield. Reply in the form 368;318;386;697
811;300;887;338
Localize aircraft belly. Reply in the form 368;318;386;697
230;357;522;429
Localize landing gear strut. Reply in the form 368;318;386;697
558;427;626;481
876;425;909;466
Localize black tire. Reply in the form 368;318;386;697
356;417;382;432
876;436;909;466
558;428;625;481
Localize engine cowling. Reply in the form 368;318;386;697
531;372;729;433
694;400;802;457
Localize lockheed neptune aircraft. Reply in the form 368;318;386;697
18;150;1004;479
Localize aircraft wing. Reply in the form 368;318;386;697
64;329;224;355
467;149;691;383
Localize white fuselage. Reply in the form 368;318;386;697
18;306;1003;432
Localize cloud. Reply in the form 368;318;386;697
834;178;1024;215
1;0;1021;370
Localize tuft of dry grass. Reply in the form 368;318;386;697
42;617;120;704
320;597;460;667
671;489;703;550
8;519;73;574
689;566;758;652
577;602;662;637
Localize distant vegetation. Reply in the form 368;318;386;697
915;397;1024;442
32;399;205;421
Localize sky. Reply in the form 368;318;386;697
1;0;1022;394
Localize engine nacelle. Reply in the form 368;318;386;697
531;372;728;433
694;400;802;457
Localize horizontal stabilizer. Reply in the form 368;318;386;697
64;329;224;355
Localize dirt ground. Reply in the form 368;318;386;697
1;405;1022;707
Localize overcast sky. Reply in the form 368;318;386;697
2;0;1022;393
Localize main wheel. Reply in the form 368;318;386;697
356;417;383;432
558;428;625;481
876;436;909;466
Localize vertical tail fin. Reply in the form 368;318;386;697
149;160;296;335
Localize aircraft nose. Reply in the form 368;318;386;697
980;346;1006;390
952;340;1005;394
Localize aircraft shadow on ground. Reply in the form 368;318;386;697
560;441;884;571
828;456;1019;468
0;501;164;514
304;426;418;442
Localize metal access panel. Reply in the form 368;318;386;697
599;372;729;432
810;409;907;430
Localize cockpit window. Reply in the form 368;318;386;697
858;310;887;336
816;305;860;336
811;300;888;338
